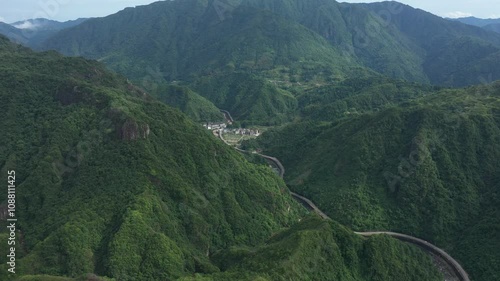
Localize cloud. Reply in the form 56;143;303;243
444;11;474;19
0;16;5;23
12;21;40;30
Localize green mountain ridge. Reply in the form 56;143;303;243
151;83;224;122
179;216;443;281
37;0;500;89
0;35;446;281
0;35;303;280
360;1;500;86
0;19;87;49
252;80;500;281
450;16;500;28
40;0;365;124
41;0;355;80
484;23;500;33
18;0;500;126
190;73;299;125
1;0;498;279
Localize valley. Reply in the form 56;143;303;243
217;110;468;281
0;0;499;280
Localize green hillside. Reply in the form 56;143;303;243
295;76;438;121
31;0;500;131
41;0;364;124
239;0;500;86
179;216;443;281
0;34;450;281
0;19;87;49
2;0;499;279
150;83;224;122
39;0;500;90
360;1;500;86
42;0;353;80
191;73;298;125
450;17;500;28
0;35;304;280
484;23;500;33
253;81;500;281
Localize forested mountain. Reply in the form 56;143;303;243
450;16;500;27
0;18;87;49
41;0;358;80
1;0;499;279
10;18;88;30
241;0;428;83
451;17;500;34
190;73;300;124
485;23;500;33
251;79;500;281
40;0;500;89
19;0;499;127
0;34;447;280
179;216;443;281
41;0;369;124
151;83;224;122
0;23;23;43
0;35;304;279
359;2;500;86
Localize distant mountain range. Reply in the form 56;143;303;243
449;16;500;27
251;75;500;281
449;16;500;34
36;0;500;89
484;23;500;33
0;18;87;48
9;18;88;30
0;31;446;281
6;0;491;128
2;1;500;124
1;1;499;91
1;1;500;281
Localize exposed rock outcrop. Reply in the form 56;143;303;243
120;119;150;141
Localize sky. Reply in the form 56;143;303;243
341;0;500;19
0;0;499;24
0;0;159;23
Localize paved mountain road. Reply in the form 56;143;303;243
258;147;469;281
216;123;469;281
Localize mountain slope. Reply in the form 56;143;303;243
0;35;449;281
253;81;500;281
41;0;363;124
39;0;500;95
359;1;500;86
151;83;224;122
0;23;24;43
191;73;298;125
450;17;500;27
0;35;303;280
42;0;354;80
0;18;87;49
241;0;428;83
10;18;88;30
484;23;500;33
179;216;443;281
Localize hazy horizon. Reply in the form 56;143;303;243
0;0;499;24
341;0;500;20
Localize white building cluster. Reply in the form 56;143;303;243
202;122;227;130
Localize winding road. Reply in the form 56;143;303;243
257;148;470;281
220;109;234;123
216;122;470;281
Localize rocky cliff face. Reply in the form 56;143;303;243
120;119;150;140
